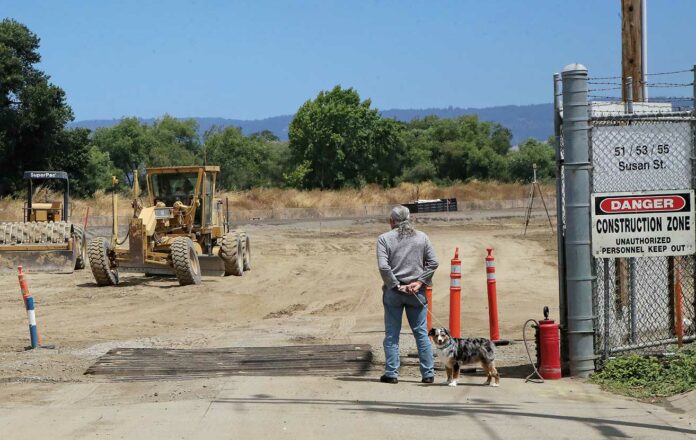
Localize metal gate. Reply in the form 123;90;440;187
555;65;696;367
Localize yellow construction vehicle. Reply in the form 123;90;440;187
0;171;87;273
88;166;250;286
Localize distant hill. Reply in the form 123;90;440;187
69;103;554;145
381;104;552;144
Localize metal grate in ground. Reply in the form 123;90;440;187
85;344;373;381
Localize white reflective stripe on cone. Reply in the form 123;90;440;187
487;273;496;280
450;278;461;287
451;266;461;273
485;261;495;268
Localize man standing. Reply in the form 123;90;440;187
377;205;439;384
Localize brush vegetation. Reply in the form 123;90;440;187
590;345;696;399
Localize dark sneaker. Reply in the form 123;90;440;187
380;375;398;384
421;376;434;384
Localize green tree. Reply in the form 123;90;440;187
204;126;288;190
288;86;404;189
0;19;75;194
90;118;151;186
249;129;280;142
90;116;202;186
49;128;117;196
399;115;512;183
508;138;555;181
490;125;513;155
148;115;200;167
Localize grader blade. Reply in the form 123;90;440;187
117;257;225;277
198;256;226;277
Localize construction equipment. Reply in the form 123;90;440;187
0;171;86;273
88;166;250;286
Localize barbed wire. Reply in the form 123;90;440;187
646;68;694;76
588;81;693;88
643;96;694;101
589;95;693;102
643;82;694;88
588;75;622;80
588;81;623;86
588;86;623;92
588;67;694;81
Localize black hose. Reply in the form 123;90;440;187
115;231;129;246
523;319;544;383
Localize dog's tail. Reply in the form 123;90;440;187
479;339;496;363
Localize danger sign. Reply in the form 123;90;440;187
598;194;687;214
591;190;695;258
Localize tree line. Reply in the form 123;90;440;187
0;19;555;198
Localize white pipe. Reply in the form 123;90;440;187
642;0;648;100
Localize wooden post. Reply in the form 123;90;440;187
674;259;684;348
621;0;644;102
668;257;675;335
618;0;644;332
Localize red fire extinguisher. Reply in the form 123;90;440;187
536;306;561;380
524;306;562;382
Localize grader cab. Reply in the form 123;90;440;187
87;166;250;286
0;171;86;273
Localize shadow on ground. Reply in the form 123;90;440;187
76;275;175;289
211;396;696;437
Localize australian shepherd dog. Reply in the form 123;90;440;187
428;328;500;387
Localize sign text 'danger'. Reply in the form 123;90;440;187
599;195;686;214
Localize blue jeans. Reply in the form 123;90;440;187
382;286;434;379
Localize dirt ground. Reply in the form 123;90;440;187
1;214;695;439
0;214;557;384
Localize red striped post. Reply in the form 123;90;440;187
425;285;433;330
485;247;500;341
449;248;461;338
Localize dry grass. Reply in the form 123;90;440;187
0;182;555;221
0;189;131;222
222;181;554;210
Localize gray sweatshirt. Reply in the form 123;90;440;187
376;228;439;289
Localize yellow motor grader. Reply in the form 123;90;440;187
88;166;250;286
0;171;86;273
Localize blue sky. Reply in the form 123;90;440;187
3;0;695;121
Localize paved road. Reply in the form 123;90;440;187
1;375;693;439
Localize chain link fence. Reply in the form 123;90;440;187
589;96;696;359
594;255;695;358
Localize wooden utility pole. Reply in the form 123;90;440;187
621;0;644;101
619;0;646;313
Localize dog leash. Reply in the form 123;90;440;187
409;288;450;329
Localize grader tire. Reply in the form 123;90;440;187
73;225;87;270
88;237;119;286
220;232;243;276
171;237;202;286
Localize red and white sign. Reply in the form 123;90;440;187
591;190;695;258
598;195;686;214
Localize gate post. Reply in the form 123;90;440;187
561;64;595;377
